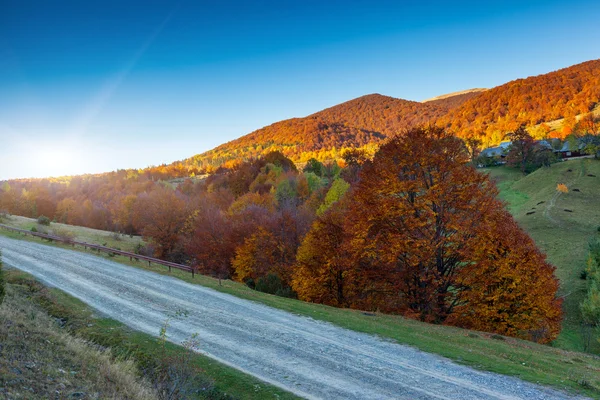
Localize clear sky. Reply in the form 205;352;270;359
1;0;599;180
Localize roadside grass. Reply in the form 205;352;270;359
3;270;300;400
0;280;158;399
2;236;599;398
492;159;600;353
1;214;144;252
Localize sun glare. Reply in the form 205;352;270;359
30;142;86;178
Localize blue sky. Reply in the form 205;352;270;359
1;0;599;179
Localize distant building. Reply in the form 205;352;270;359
479;141;512;158
555;140;583;158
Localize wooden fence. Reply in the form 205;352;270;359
0;223;196;277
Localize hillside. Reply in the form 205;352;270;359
184;59;599;171
484;159;600;352
438;59;600;144
184;94;452;169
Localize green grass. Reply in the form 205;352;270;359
4;270;299;400
486;159;600;353
481;166;530;213
1;214;145;253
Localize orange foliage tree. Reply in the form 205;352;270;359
132;187;188;259
452;211;562;342
345;126;500;321
292;202;358;307
295;126;562;342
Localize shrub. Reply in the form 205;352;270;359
134;243;154;257
37;215;51;226
30;226;38;233
109;231;122;241
52;227;75;243
255;274;296;298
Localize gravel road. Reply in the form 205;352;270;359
0;236;583;400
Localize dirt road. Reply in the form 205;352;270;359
0;236;582;400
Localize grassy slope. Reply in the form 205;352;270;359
4;214;145;253
0;281;158;399
483;158;600;353
2;270;299;400
1;229;599;397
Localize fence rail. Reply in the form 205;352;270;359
0;223;196;277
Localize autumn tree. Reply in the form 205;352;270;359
185;201;236;283
132;187;188;259
293;202;357;307
451;209;562;343
505;126;554;173
337;126;562;341
345;126;499;320
233;227;278;283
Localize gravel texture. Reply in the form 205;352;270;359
0;236;585;400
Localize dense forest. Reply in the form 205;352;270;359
438;59;600;144
0;128;563;343
181;59;600;170
184;94;459;170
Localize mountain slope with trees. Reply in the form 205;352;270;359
184;94;453;170
437;59;600;145
183;59;599;170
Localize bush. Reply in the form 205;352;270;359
134;243;154;257
30;226;38;233
52;227;75;243
37;215;51;226
255;274;296;298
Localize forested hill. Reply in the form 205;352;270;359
184;94;461;170
185;59;600;170
437;59;600;144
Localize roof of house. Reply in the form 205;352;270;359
480;141;511;157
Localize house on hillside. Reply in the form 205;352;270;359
555;141;583;158
478;141;511;166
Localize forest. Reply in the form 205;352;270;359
0;127;563;343
181;59;600;170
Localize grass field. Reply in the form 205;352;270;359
1;214;145;253
483;158;600;353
